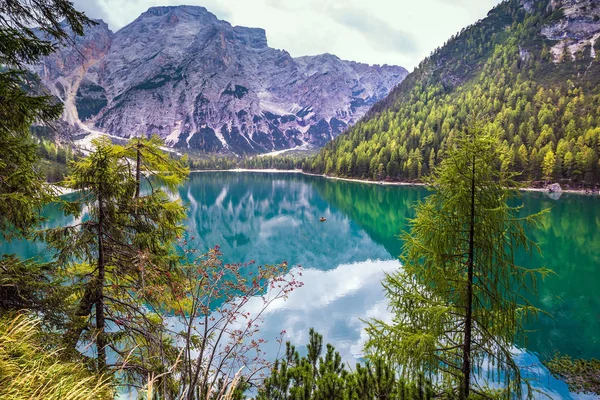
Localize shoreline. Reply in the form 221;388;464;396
192;168;305;174
190;169;598;195
50;184;77;196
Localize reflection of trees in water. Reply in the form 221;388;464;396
516;193;600;360
313;179;426;257
315;179;600;362
177;172;390;271
4;173;599;363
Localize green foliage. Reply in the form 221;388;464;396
35;137;79;182
0;313;113;400
0;0;93;238
0;256;69;326
305;0;600;185
0;70;60;238
258;328;434;400
365;125;551;399
0;0;94;337
0;1;90;68
545;355;600;395
40;136;189;375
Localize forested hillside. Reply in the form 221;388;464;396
304;0;600;185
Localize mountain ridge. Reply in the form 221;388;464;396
32;5;408;155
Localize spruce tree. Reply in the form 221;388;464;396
0;0;93;317
0;0;92;238
258;328;433;400
41;136;188;373
365;124;551;399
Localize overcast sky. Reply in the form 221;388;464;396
72;0;503;70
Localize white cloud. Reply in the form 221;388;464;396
163;259;589;399
216;259;401;364
72;0;503;69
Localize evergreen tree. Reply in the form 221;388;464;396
0;0;94;322
542;148;556;181
41;136;188;373
304;0;600;185
258;328;433;400
365;124;551;399
0;0;92;238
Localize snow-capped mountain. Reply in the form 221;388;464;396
32;6;408;154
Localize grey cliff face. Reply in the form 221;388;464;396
33;6;408;154
537;0;600;61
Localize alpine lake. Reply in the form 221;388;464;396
3;171;599;399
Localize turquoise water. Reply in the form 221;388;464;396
3;171;599;398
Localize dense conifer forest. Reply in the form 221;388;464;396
303;0;600;186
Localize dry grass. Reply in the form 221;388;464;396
0;313;113;400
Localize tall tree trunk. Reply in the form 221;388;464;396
96;192;107;371
135;138;141;198
62;279;97;352
461;155;476;400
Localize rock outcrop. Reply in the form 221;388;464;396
538;0;600;61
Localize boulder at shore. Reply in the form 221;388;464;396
547;183;562;193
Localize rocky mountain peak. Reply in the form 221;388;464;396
538;0;600;62
233;26;268;49
33;6;408;155
140;5;217;20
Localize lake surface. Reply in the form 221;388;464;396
3;171;599;398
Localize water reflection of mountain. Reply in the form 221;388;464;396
3;172;599;366
179;172;391;270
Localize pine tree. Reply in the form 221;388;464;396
365;124;551;399
258;328;433;400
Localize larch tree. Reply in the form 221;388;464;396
542;149;556;181
365;123;551;399
41;136;189;374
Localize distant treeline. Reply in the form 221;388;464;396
188;153;309;171
33;136;311;181
35;138;80;183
